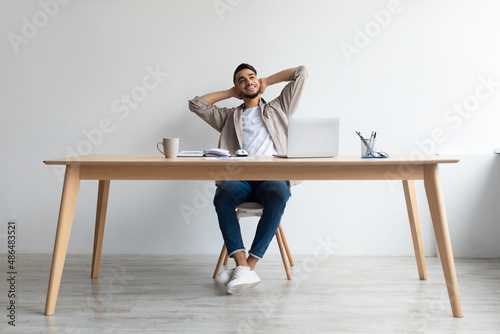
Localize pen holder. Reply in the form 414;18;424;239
361;138;376;156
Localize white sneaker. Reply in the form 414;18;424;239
216;268;235;286
226;266;261;294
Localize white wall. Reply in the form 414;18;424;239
1;0;499;257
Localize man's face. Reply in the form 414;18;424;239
234;68;260;99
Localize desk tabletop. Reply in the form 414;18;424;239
44;154;459;166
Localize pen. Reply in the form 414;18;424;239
369;131;376;152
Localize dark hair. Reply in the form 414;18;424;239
233;63;257;83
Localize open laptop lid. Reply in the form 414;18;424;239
276;117;339;158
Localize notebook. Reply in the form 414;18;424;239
274;117;339;158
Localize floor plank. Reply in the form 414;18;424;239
1;254;499;333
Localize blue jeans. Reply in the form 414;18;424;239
213;181;291;259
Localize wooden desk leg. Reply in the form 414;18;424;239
91;180;110;278
402;180;427;280
423;165;463;318
45;165;81;316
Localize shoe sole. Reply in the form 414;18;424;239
226;280;261;294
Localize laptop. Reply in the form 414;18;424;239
274;117;340;158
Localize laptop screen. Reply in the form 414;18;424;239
286;117;340;158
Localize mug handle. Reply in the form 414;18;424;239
156;142;164;155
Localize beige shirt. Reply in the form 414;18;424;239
188;66;308;156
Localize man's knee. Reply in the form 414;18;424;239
214;181;247;208
272;182;291;200
268;189;288;204
263;183;290;206
213;190;229;209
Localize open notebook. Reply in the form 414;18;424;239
177;148;230;157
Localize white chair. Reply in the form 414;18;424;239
212;202;294;280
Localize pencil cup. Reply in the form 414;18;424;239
157;138;179;158
361;138;376;156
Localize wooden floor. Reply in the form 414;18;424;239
1;254;499;333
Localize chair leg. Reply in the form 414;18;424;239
279;224;294;266
276;227;292;280
213;244;227;279
213;210;294;281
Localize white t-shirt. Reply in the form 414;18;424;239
241;106;278;156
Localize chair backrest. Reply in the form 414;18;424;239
236;202;263;218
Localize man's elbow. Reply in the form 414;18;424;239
290;65;308;81
188;98;200;114
298;65;308;80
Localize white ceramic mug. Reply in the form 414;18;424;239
157;138;179;158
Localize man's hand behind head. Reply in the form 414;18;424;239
229;86;243;100
259;78;268;95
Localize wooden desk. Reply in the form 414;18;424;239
43;154;462;317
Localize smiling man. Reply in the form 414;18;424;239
189;64;307;293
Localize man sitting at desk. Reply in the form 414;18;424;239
189;64;307;293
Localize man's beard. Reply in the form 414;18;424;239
243;90;260;99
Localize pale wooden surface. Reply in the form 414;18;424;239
275;227;293;279
424;164;463;317
403;180;427;280
43;154;459;181
43;154;460;165
279;224;294;266
3;254;499;334
43;154;462;317
91;180;110;278
45;165;80;316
